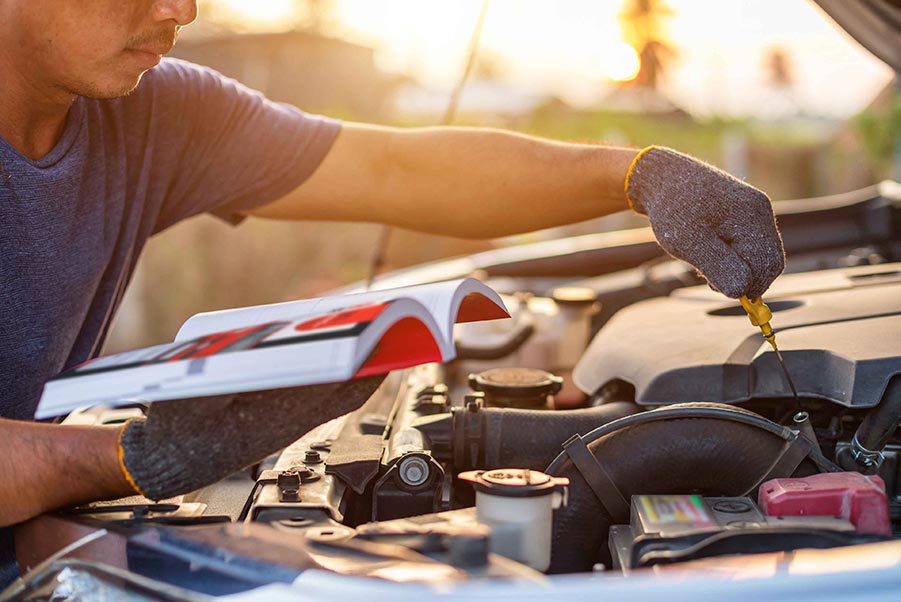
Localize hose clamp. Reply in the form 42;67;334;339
850;433;885;468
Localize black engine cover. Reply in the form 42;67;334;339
574;263;901;407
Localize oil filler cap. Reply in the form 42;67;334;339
459;468;569;498
468;368;563;409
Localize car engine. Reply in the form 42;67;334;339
20;184;901;596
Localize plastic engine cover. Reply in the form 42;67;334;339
574;263;901;407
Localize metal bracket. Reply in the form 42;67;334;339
562;434;629;519
850;432;886;468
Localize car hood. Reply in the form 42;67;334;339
814;0;901;72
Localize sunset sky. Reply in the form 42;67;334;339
206;0;894;118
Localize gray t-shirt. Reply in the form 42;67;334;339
0;58;341;583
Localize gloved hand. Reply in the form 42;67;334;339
117;375;385;501
625;146;785;299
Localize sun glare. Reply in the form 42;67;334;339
201;0;891;116
599;41;641;82
214;0;298;28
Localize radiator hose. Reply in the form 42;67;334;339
544;403;839;573
838;375;901;470
452;401;640;472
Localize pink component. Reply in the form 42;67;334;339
758;472;891;536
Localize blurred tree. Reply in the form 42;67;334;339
764;47;795;89
856;88;900;178
760;45;799;118
618;0;676;90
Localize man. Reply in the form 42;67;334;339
0;0;784;583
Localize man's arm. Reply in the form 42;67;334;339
0;418;132;527
249;125;784;300
246;124;638;238
1;376;383;527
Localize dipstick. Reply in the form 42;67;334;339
739;296;800;400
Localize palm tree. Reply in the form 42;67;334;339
618;0;677;89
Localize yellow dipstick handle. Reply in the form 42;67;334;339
739;296;777;351
740;295;800;400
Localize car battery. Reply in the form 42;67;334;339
609;494;862;572
758;472;892;536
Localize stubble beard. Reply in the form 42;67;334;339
71;71;148;101
66;27;179;100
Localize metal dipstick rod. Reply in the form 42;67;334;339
739;296;800;401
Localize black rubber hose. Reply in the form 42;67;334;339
547;403;831;573
837;375;901;470
854;376;901;460
455;320;534;360
453;402;640;471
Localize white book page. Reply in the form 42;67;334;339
37;325;363;419
36;280;508;419
36;299;450;419
176;278;505;343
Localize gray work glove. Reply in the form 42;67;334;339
625;146;785;299
118;376;385;501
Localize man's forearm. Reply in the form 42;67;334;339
0;418;133;527
250;125;784;298
251;124;638;239
375;127;637;238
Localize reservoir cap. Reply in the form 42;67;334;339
459;468;569;498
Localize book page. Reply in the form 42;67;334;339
353;301;446;374
37;303;400;419
37;282;508;418
176;278;507;343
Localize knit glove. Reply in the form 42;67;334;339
625;146;785;299
117;375;385;501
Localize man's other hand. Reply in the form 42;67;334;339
118;376;385;501
626;146;785;299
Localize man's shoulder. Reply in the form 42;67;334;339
103;58;243;124
135;58;226;97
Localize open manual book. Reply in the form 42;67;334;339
35;278;509;419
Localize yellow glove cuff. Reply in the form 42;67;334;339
117;418;149;497
623;146;656;214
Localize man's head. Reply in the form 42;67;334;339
1;1;197;100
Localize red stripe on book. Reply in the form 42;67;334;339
294;302;391;332
353;317;442;378
455;293;510;324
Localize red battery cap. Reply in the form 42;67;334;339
758;472;891;536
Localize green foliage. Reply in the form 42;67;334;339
521;110;732;164
855;92;901;176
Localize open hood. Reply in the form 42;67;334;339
814;0;901;72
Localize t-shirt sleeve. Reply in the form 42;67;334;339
145;59;341;233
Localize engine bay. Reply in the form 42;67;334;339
14;185;901;597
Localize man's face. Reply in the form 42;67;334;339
3;0;197;99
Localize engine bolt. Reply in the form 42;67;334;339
277;470;301;502
277;470;301;490
398;455;430;487
303;450;323;465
